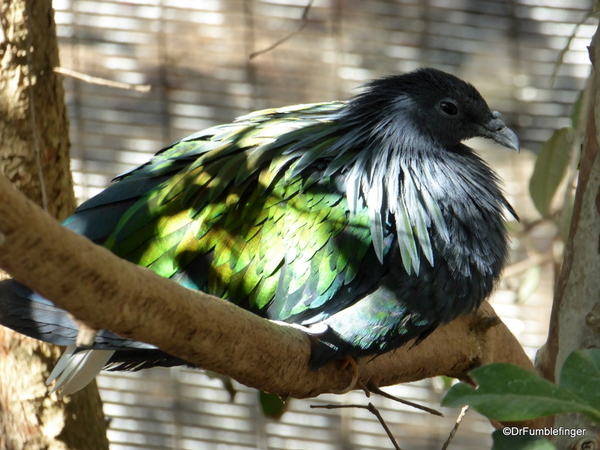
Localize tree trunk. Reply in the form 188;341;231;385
538;12;600;449
0;0;108;448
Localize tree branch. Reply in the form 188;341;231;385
537;20;600;447
0;172;534;408
54;67;152;92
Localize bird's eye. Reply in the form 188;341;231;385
439;101;458;116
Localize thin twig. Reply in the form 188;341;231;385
370;385;443;417
550;12;595;85
366;403;402;450
560;72;593;242
54;67;151;92
501;250;553;279
441;405;469;450
311;403;402;450
249;0;315;59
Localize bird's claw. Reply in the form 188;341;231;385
331;356;359;394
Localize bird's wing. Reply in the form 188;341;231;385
71;102;393;323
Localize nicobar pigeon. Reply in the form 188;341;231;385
0;68;519;396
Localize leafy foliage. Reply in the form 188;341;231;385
441;348;600;424
528;127;572;218
528;85;586;220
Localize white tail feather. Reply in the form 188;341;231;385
47;345;115;397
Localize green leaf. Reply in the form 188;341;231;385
559;348;600;411
437;375;455;391
492;430;556;450
529;127;572;217
442;363;600;423
259;391;288;419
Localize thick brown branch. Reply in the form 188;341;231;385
0;172;534;405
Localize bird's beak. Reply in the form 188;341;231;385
479;115;520;153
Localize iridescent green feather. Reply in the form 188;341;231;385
102;102;391;321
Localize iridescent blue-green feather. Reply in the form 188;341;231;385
96;102;390;325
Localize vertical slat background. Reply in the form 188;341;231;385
52;0;593;448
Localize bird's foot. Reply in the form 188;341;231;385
331;356;359;394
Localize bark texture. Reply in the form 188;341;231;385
538;13;600;450
0;172;538;429
0;0;109;448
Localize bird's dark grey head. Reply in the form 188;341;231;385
349;68;519;152
335;68;518;276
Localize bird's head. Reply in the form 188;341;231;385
349;68;520;153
